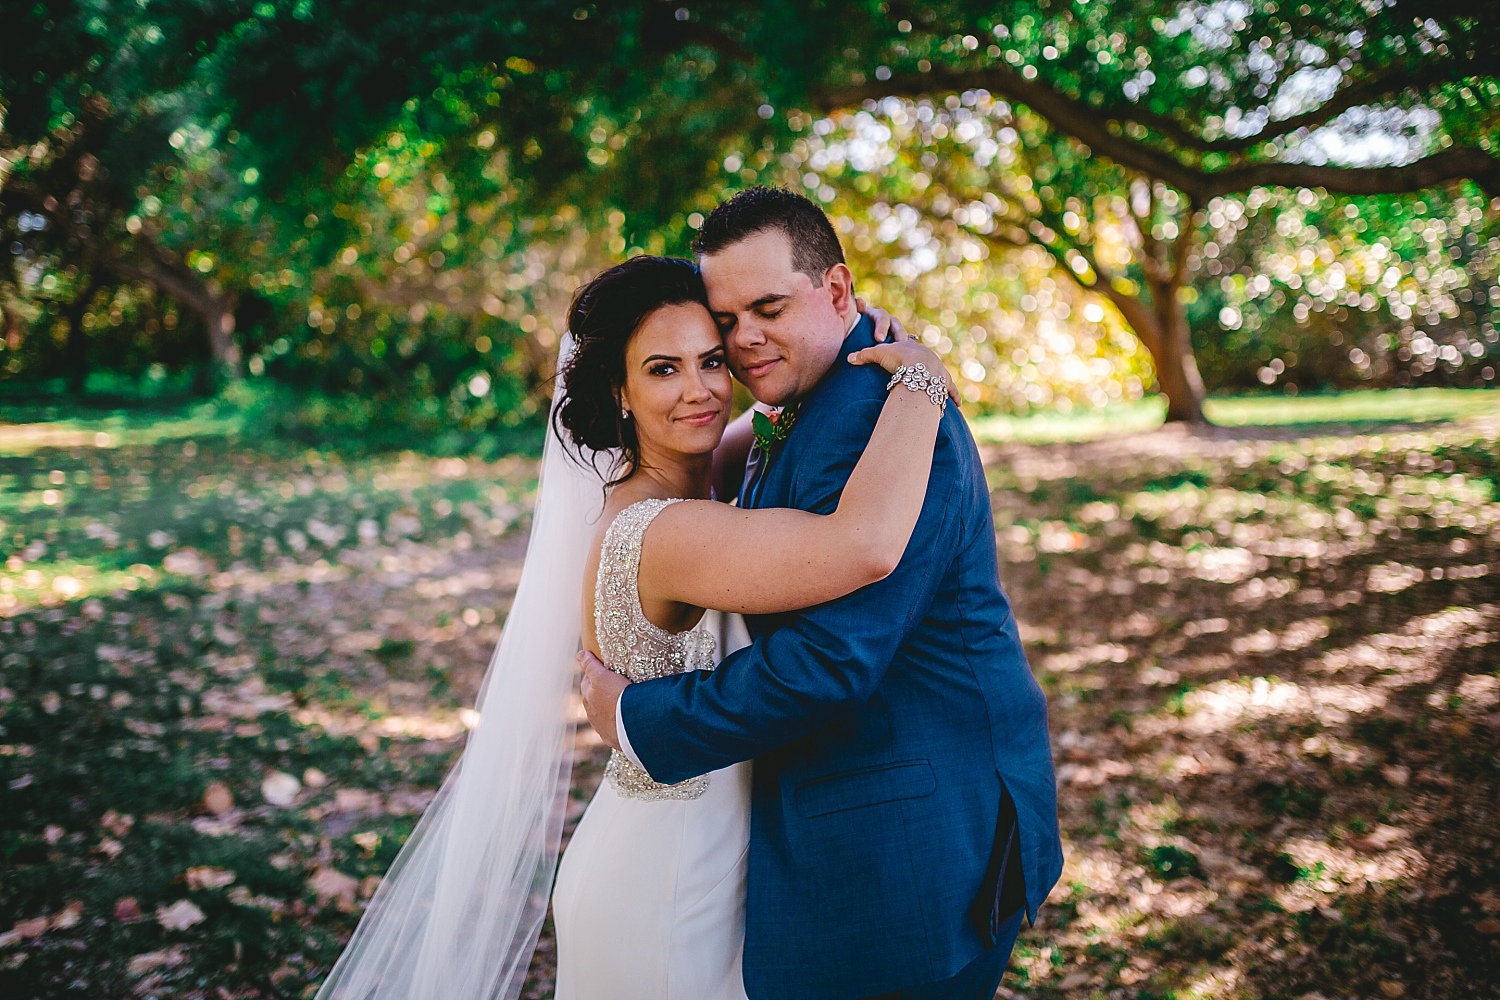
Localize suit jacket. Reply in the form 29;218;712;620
620;316;1063;999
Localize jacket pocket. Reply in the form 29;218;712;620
792;759;937;818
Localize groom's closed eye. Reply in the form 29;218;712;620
749;294;789;319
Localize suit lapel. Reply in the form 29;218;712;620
741;442;768;508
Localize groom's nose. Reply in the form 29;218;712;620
731;315;767;350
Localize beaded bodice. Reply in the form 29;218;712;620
595;498;717;800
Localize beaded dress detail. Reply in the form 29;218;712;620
596;498;717;800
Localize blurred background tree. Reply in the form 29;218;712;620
2;0;1497;437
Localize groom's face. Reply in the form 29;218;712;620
700;229;854;407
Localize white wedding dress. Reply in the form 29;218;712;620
552;498;752;1000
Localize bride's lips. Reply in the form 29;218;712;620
677;410;721;427
742;357;780;379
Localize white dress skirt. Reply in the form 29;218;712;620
552;500;752;1000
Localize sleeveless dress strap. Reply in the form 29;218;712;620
594;498;684;672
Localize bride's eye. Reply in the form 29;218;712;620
649;363;677;376
702;355;725;370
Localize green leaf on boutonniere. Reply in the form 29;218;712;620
751;410;775;451
751;405;799;452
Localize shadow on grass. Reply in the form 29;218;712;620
991;411;1500;1000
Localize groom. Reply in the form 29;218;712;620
581;187;1062;1000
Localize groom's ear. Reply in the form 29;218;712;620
824;262;855;318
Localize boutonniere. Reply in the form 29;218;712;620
751;404;799;452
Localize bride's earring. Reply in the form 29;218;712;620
621;406;631;421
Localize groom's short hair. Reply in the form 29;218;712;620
691;187;845;286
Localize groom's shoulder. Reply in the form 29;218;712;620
797;361;887;442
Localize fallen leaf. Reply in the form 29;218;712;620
127;946;187;976
1350;824;1407;852
184;866;236;890
261;770;302;807
114;897;143;922
99;810;134;837
1055;970;1092;990
334;788;379;813
308;867;360;912
1380;765;1410;787
190;815;242;837
48;901;83;930
302;767;328;788
7;916;49;943
1475;918;1500;935
1379;981;1405;998
155;899;206;931
201;781;234;816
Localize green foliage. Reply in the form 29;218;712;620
3;0;1498;426
1196;187;1499;392
1140;844;1204;881
0;428;540;995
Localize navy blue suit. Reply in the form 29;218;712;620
621;317;1063;1000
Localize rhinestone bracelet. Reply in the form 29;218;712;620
885;362;948;412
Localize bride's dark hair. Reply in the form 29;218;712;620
553;255;708;485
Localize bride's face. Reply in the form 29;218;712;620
619;301;733;459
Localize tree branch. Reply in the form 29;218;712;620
1197;145;1500;197
814;64;1500;200
1098;57;1481;155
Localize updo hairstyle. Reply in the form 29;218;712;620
552;255;708;484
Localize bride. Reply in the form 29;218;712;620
312;255;952;1000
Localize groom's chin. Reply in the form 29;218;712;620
738;374;793;408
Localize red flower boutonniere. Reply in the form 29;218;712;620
751;405;799;452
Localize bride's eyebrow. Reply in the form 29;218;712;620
641;354;682;365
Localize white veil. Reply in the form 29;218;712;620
315;333;605;1000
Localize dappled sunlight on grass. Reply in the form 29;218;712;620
0;402;244;457
993;403;1500;1000
0;433;539;997
1204;388;1500;428
3;395;1499;999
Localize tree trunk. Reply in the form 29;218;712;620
64;280;96;396
1150;283;1207;424
203;289;240;380
1095;281;1206;424
113;237;242;384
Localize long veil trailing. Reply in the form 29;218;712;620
315;334;605;1000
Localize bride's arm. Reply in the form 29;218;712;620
638;340;955;616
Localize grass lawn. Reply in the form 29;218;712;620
971;387;1500;443
1;389;1498;999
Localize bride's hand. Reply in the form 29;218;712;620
847;339;962;403
856;298;912;342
